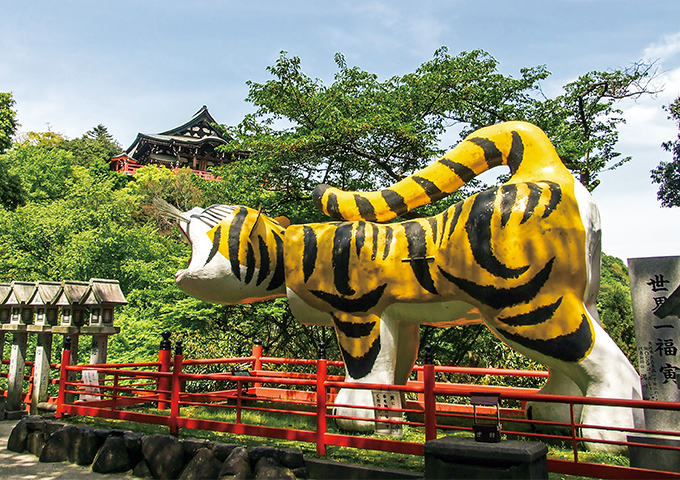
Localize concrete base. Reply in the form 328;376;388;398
424;436;548;480
305;458;423;480
628;434;680;474
4;410;28;420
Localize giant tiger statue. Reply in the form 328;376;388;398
162;121;641;450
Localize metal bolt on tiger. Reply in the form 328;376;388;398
159;122;642;453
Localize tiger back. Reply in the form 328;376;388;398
285;121;598;376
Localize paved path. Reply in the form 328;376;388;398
0;419;134;480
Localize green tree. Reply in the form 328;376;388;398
222;48;548;215
596;254;637;367
0;92;23;209
65;124;122;167
652;96;680;207
0;92;17;153
3;136;78;203
223;49;658;212
535;62;659;190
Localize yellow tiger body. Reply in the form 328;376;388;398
173;121;640;450
287;122;596;376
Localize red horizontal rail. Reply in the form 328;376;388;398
412;364;549;378
48;346;680;479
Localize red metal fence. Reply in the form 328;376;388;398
46;338;680;479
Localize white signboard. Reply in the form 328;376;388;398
79;369;101;401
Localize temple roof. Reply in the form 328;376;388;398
123;106;234;163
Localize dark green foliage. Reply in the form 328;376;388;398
597;254;637;367
0;92;17;153
652;96;680;207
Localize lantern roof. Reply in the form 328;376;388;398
54;280;91;306
6;281;38;305
0;283;12;304
30;281;63;306
84;279;127;306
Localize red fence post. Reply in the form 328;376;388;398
169;340;183;436
316;342;328;457
423;345;437;442
570;402;579;463
56;336;72;419
157;331;172;410
252;339;263;391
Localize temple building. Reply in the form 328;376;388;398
109;106;247;181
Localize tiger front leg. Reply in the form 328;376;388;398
331;312;408;432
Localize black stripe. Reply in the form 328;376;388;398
500;184;517;228
507;131;524;174
542;182;562;218
354;195;377;222
326;193;341;219
439;158;476;182
255;236;270;286
428;217;438;246
332;223;356;296
244;243;255;284
371;224;379;261
467;137;504;168
191;213;216;229
310;283;388;313
355;221;366;257
382;226;393;260
438;257;555;309
497;297;563;327
313;184;330;212
497;314;593;362
412;176;445;203
203;210;226;223
405;221;438;295
266;231;285;291
439;211;449;247
448;202;463;240
204;225;221;266
381;189;408;217
340;335;381;379
302;226;317;283
228;208;249;281
521;183;543;225
332;315;377;338
466;188;530;279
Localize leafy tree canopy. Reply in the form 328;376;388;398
0;92;17;153
222;48;658;211
0;92;23;209
652;96;680;207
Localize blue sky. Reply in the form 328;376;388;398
2;1;680;260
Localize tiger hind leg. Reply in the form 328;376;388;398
496;300;641;453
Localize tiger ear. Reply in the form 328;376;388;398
274;215;291;229
247;205;263;238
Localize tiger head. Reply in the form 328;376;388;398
155;199;288;305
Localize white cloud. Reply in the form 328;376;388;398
644;32;680;63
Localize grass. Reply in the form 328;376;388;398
60;401;630;480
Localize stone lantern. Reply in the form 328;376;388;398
3;281;38;417
0;283;11;325
26;281;63;414
7;281;38;326
80;279;125;366
31;281;62;327
82;278;127;326
54;280;90;328
0;284;12;380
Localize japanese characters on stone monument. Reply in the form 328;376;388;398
629;256;680;430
